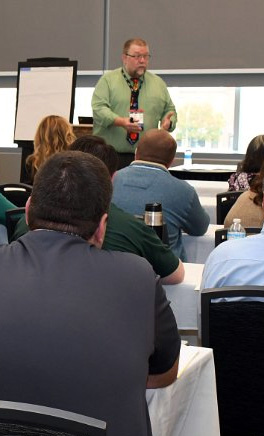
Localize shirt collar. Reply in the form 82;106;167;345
130;160;169;172
122;67;144;84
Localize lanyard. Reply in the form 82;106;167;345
121;68;143;92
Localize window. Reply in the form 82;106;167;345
0;84;263;155
169;87;235;153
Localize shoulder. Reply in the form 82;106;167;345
95;68;121;85
99;245;156;282
113;166;131;181
103;68;121;80
228;172;250;190
209;231;264;263
167;176;197;196
144;71;166;86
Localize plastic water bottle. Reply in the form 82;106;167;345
227;218;246;240
184;149;193;168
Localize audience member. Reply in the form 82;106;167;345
201;179;264;289
92;38;177;168
0;192;16;227
228;135;264;191
112;128;210;261
0;193;17;244
69;135;184;284
25;114;76;183
224;161;264;228
0;151;180;436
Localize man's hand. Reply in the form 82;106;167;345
114;117;142;133
161;111;175;130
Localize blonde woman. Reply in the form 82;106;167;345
26;115;76;183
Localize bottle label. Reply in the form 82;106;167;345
227;232;246;240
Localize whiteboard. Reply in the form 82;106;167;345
14;61;77;141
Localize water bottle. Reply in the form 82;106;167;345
227;218;246;240
184;149;193;169
144;203;163;240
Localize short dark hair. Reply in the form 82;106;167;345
70;135;119;177
28;151;112;239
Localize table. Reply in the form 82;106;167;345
182;224;223;263
169;164;236;181
147;344;220;436
186;180;227;224
164;263;204;331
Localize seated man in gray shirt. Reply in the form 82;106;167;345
0;151;180;436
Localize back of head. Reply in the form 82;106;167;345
26;115;76;180
123;38;148;53
28;151;112;239
136;128;176;167
241;135;264;173
70;135;118;177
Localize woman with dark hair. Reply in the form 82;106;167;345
228;135;264;191
224;160;264;228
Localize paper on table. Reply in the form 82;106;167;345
178;345;199;378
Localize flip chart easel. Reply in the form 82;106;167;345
14;59;77;182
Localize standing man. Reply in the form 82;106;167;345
92;38;177;168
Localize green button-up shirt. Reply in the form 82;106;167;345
92;67;177;153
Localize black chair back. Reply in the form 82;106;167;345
201;286;264;436
215;226;261;247
216;190;244;224
0;401;106;436
0;183;32;207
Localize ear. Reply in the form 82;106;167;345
111;171;117;183
25;196;31;225
88;213;108;249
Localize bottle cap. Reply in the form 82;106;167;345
233;218;241;223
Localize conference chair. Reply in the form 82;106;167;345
0;183;32;207
5;207;26;242
216;190;244;224
201;285;264;436
215;226;261;247
0;401;106;436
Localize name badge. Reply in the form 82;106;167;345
129;109;144;128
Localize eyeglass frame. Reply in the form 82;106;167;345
126;53;151;60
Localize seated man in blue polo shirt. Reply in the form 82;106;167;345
112;128;210;261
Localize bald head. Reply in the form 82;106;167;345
135;129;177;167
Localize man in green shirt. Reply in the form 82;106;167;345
92;38;177;168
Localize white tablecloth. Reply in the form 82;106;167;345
182;224;223;264
147;344;220;436
164;263;204;330
187;180;228;224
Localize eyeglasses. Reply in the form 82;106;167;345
126;54;151;60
